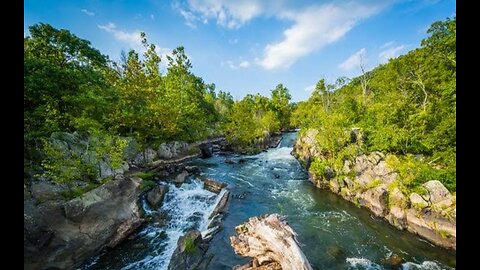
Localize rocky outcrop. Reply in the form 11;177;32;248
24;176;144;270
174;170;190;187
202;178;227;194
146;185;168;209
199;142;213;158
293;128;456;249
167;230;210;270
230;214;313;270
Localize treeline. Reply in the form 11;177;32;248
24;23;293;187
292;17;456;192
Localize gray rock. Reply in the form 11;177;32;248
410;193;429;209
147;185;168;209
174;170;190;187
31;181;65;202
422;180;453;207
357;184;389;217
132;148;158;166
24;176;144;270
167;230;209;270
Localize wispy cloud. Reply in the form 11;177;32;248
177;0;263;29
81;9;95;16
258;2;388;70
380;41;395;49
150;14;155;20
378;44;406;63
228;38;238;44
339;48;367;71
239;60;251;68
174;1;393;70
222;59;251;69
98;22;143;50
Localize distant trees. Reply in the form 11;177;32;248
24;23;296;186
292;17;456;192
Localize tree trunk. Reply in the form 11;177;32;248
230;214;313;270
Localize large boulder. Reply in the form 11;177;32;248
174;170;190;187
132;148;158;167
167;230;209;270
422;180;453;208
199;142;213;158
158;141;190;160
31;181;65;202
357;184;389;217
386;188;408;229
146;185;168;209
24;176;144;270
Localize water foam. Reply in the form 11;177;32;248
122;179;221;270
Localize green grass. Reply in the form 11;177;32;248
184;238;196;254
140;179;156;191
133;171;155;181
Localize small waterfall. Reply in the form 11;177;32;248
122;178;223;270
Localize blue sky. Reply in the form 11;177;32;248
24;0;456;102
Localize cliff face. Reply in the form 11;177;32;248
24;176;144;270
293;129;456;249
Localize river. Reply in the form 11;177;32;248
83;132;456;270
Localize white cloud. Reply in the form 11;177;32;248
98;22;143;50
258;2;387;70
378;44;405;63
339;48;367;71
222;59;251;69
81;9;95;16
178;0;263;29
239;60;251;68
380;41;394;49
178;7;198;29
304;84;315;92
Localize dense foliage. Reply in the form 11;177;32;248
292;17;456;192
24;23;293;187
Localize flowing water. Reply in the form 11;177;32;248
84;132;456;270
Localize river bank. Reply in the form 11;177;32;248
84;132;456;269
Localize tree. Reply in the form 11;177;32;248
270;84;292;130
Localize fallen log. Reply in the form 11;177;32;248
230;214;313;270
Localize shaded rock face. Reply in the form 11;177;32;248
230;214;313;270
31;181;65;202
167;230;209;270
199;142;213;158
146;185;168;209
293;129;456;249
357;184;389;217
24;176;144;270
131;148;158;167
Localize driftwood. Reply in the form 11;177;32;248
230;214;312;270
